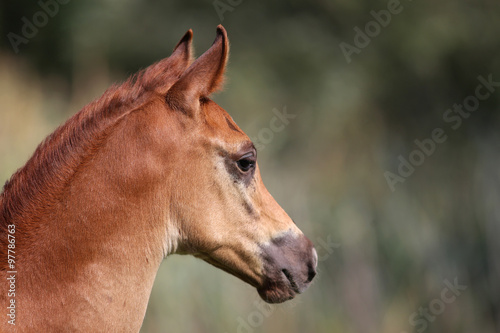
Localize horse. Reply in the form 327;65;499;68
0;25;317;332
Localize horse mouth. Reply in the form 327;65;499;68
256;269;309;304
281;269;300;293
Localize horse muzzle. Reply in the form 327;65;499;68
257;231;317;303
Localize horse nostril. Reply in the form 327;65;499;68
307;267;316;282
307;248;318;282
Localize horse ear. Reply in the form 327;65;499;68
166;25;229;114
142;29;194;94
172;29;194;66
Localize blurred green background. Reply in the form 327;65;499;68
1;1;499;332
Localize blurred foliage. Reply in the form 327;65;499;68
1;0;499;332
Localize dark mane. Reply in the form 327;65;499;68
0;59;179;266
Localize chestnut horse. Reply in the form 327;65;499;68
0;26;317;332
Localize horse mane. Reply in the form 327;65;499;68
0;59;179;267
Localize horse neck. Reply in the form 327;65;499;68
9;109;174;331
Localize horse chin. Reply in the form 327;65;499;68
257;285;297;304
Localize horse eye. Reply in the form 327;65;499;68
236;154;255;172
